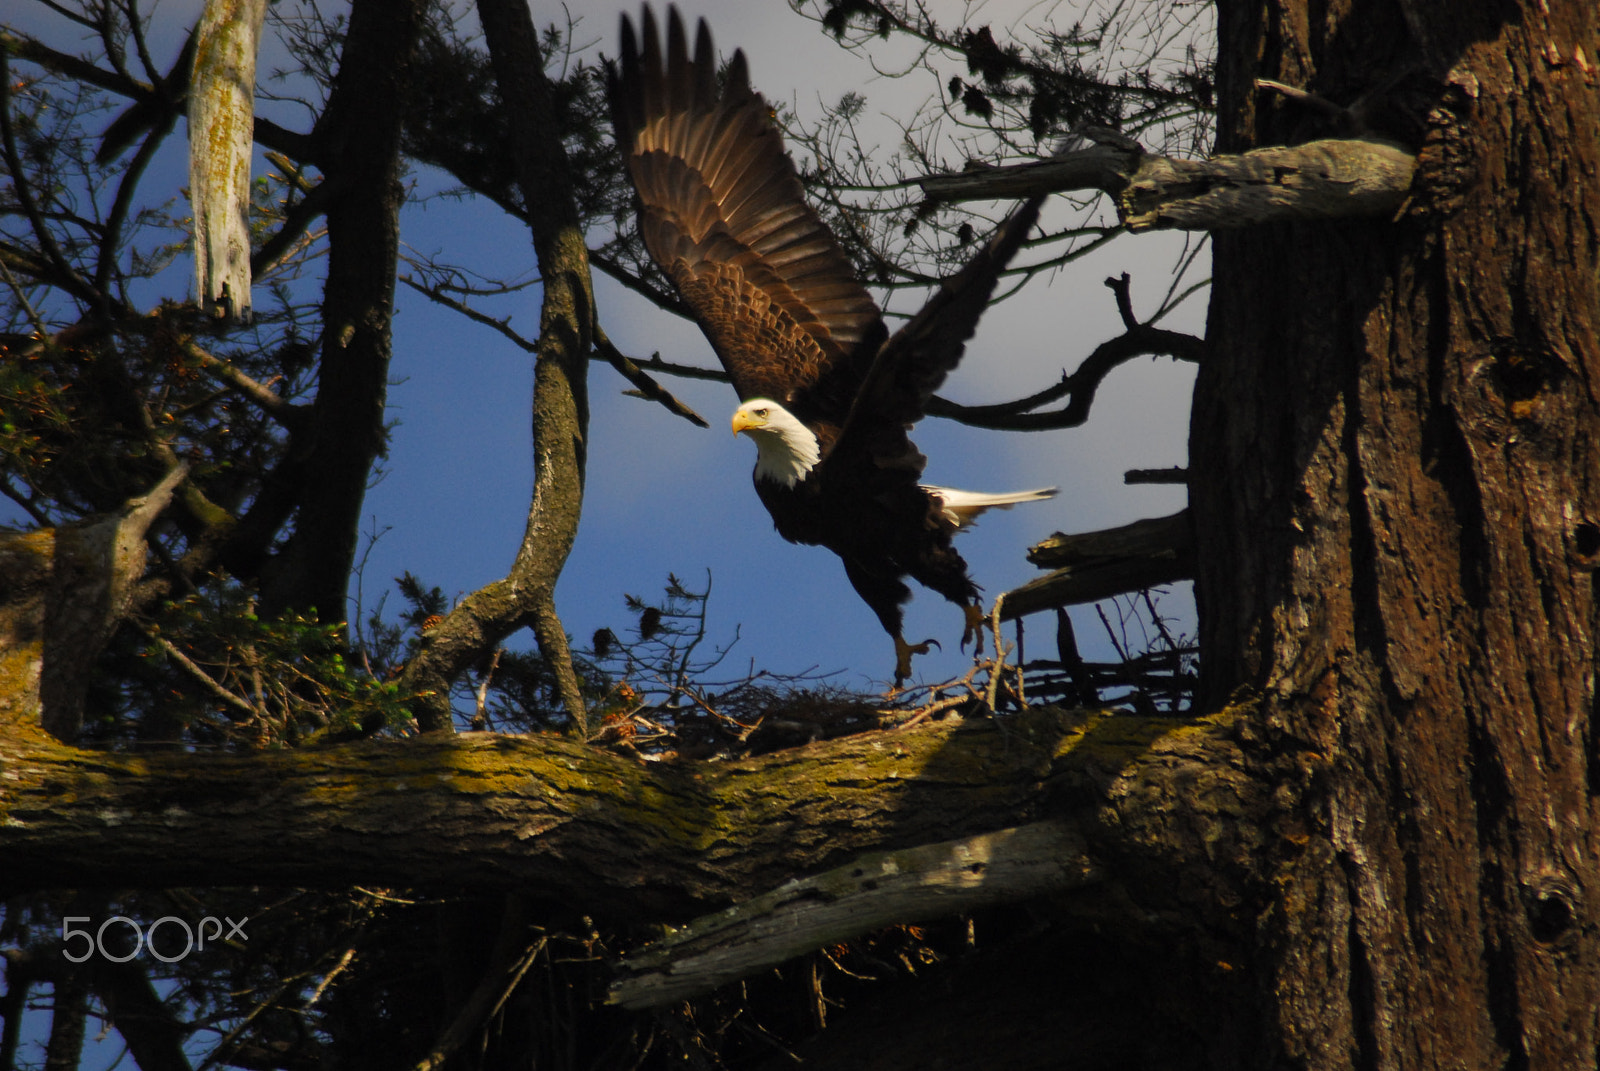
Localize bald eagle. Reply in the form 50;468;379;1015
609;6;1055;683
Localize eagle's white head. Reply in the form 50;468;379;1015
731;398;820;488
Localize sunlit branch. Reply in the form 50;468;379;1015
182;336;301;422
134;621;264;722
250;168;340;280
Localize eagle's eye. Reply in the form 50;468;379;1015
754;407;768;417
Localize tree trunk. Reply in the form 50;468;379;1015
261;0;421;621
1194;0;1600;1066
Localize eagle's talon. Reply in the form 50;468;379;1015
961;604;987;655
894;635;940;684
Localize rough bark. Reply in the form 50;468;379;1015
0;699;1268;946
0;469;184;742
608;819;1097;1008
1194;0;1600;1066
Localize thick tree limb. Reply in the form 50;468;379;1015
0;466;186;742
395;0;598;734
917;144;1137;203
608;820;1098;1008
0;705;1251;924
918;138;1417;232
1118;138;1417;231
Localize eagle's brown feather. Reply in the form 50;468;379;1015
612;7;879;409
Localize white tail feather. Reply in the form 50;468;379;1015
922;485;1058;528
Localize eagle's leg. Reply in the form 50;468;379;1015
840;558;923;687
960;602;986;655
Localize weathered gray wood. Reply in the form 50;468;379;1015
917;138;1416;233
1118;138;1417;231
1001;510;1194;618
188;0;270;321
608;820;1098;1008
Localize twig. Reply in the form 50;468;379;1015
183;336;299;419
633;351;730;383
593;325;709;428
1254;78;1350;121
410;938;547;1071
0;48;100;306
985;594;1008;711
135;623;263;722
0;257;46;334
1106;272;1139;329
303;946;357;1010
398;272;536;351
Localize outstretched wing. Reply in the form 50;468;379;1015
836;194;1045;443
609;7;883;409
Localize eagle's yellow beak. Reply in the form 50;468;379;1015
731;409;762;435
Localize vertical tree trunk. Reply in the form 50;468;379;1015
1195;0;1600;1066
262;0;422;622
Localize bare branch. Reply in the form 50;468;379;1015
183;337;300;421
0;48;101;308
918;270;1203;431
398;270;537;351
1124;467;1188;485
134;623;264;722
1001;510;1194;619
918;144;1137;204
594;325;709;429
918;138;1418;232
